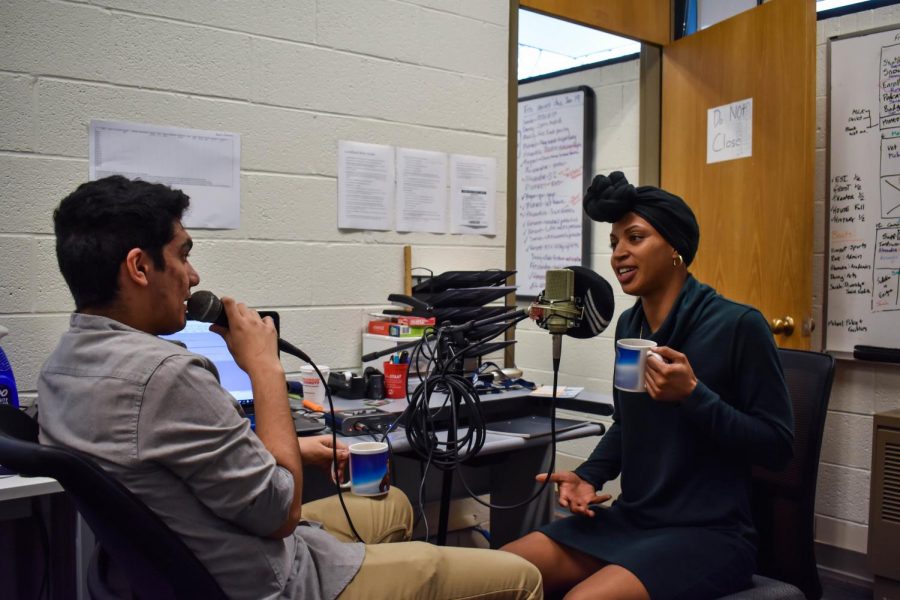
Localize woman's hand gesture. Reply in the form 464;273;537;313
536;471;611;517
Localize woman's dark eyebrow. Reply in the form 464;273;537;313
612;225;643;237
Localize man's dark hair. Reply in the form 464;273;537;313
53;175;190;311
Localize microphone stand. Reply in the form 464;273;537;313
428;309;528;545
362;308;527;545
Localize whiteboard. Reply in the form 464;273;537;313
826;26;900;353
516;87;594;298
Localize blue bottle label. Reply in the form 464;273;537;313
0;384;15;406
0;347;20;408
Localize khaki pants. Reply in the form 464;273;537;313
302;489;543;600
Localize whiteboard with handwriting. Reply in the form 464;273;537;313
516;87;594;297
826;26;900;353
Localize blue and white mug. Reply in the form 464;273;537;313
614;338;658;392
344;441;390;496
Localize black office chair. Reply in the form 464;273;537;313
720;348;835;600
0;404;227;600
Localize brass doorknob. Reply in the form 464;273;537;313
769;316;795;336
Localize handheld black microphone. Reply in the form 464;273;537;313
186;290;230;327
186;291;312;364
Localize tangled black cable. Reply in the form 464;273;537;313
403;367;486;469
397;317;562;511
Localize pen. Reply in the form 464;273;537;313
302;398;325;412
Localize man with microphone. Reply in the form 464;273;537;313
37;176;542;599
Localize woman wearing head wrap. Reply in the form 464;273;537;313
502;172;794;599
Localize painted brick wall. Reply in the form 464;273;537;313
0;0;510;397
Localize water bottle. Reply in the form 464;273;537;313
0;325;19;476
0;325;20;409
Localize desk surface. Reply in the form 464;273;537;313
325;387;614;416
0;474;63;501
377;421;603;455
324;387;612;455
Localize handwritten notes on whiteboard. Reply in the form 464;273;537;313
826;28;900;353
516;88;592;297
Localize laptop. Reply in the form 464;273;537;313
160;312;280;414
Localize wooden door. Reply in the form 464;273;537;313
660;0;815;349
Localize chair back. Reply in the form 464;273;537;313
0;404;227;600
749;349;835;600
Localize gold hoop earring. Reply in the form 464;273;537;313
673;254;684;268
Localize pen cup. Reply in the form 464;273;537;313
383;361;409;399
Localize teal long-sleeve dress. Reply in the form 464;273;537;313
539;275;794;600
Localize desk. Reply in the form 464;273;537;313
310;388;613;547
0;474;85;599
0;474;62;504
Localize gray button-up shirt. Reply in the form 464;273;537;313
38;314;363;599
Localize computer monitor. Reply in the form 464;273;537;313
160;312;280;407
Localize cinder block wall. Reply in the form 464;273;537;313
0;0;510;397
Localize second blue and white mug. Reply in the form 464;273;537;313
614;338;658;392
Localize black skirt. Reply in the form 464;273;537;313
539;505;756;600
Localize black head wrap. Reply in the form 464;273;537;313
583;171;700;266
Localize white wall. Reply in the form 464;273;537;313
517;58;640;482
811;4;900;561
0;0;510;398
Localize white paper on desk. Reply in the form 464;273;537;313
89;119;241;229
396;148;448;233
450;154;496;235
338;140;394;230
531;385;583;399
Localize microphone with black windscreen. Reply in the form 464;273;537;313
528;266;615;365
186;290;312;364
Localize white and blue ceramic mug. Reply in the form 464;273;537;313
344;441;390;496
614;338;659;392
